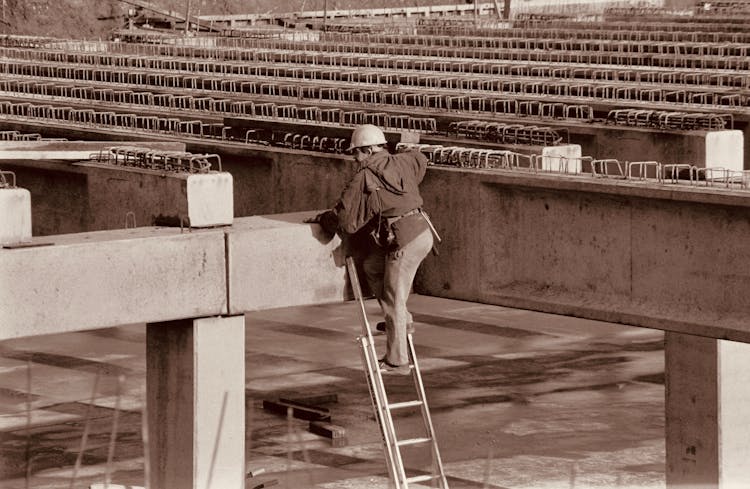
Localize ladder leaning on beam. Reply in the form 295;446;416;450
345;256;449;489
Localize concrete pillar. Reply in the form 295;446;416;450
665;332;750;489
147;315;246;489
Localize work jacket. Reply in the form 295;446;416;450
336;149;430;247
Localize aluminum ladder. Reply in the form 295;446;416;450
345;256;449;489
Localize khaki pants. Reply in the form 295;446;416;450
362;227;434;366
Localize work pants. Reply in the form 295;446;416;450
362;227;434;366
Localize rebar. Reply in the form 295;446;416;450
0;169;16;188
69;370;101;489
104;375;125;488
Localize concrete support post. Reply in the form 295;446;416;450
147;315;246;489
665;332;750;489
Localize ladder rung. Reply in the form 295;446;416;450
378;364;414;373
406;474;440;484
388;400;423;410
397;437;432;447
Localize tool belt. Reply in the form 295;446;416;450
386;208;421;224
371;208;423;249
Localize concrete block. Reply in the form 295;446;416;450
226;212;348;314
540;144;582;173
0;227;227;340
399;131;421;144
705;130;743;172
0;187;31;245
187;172;234;227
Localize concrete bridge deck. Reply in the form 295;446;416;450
0;295;665;489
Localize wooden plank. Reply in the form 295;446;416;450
280;393;338;406
308;421;345;439
262;399;331;422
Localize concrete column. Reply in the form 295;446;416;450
147;315;246;489
665;332;750;489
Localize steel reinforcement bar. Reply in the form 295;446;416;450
1;56;748;113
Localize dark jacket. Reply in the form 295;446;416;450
336;150;429;246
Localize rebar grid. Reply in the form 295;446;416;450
396;142;750;192
88;146;220;174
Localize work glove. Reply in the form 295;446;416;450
304;210;338;235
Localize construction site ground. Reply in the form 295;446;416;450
0;294;665;489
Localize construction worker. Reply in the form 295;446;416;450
310;124;437;375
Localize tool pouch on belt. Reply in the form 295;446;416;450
370;216;397;250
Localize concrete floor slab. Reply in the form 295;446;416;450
1;330;144;372
446;446;664;488
0;410;80;431
0;294;665;489
248;372;350;392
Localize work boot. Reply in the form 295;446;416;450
378;360;411;376
375;321;415;334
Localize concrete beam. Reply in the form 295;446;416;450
0;212;354;340
417;168;750;342
6;138;750;340
585;127;748;171
2;159;232;235
224;116;421;149
226;212;348;314
0;140;186;160
0;227;228;340
198;2;497;23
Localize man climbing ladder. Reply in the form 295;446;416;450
346;257;449;489
307;124;439;375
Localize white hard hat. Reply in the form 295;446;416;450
347;124;387;151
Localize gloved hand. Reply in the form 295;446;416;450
304;210;338;235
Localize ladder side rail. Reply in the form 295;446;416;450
346;256;408;487
407;334;450;488
358;336;403;489
346;257;377;342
